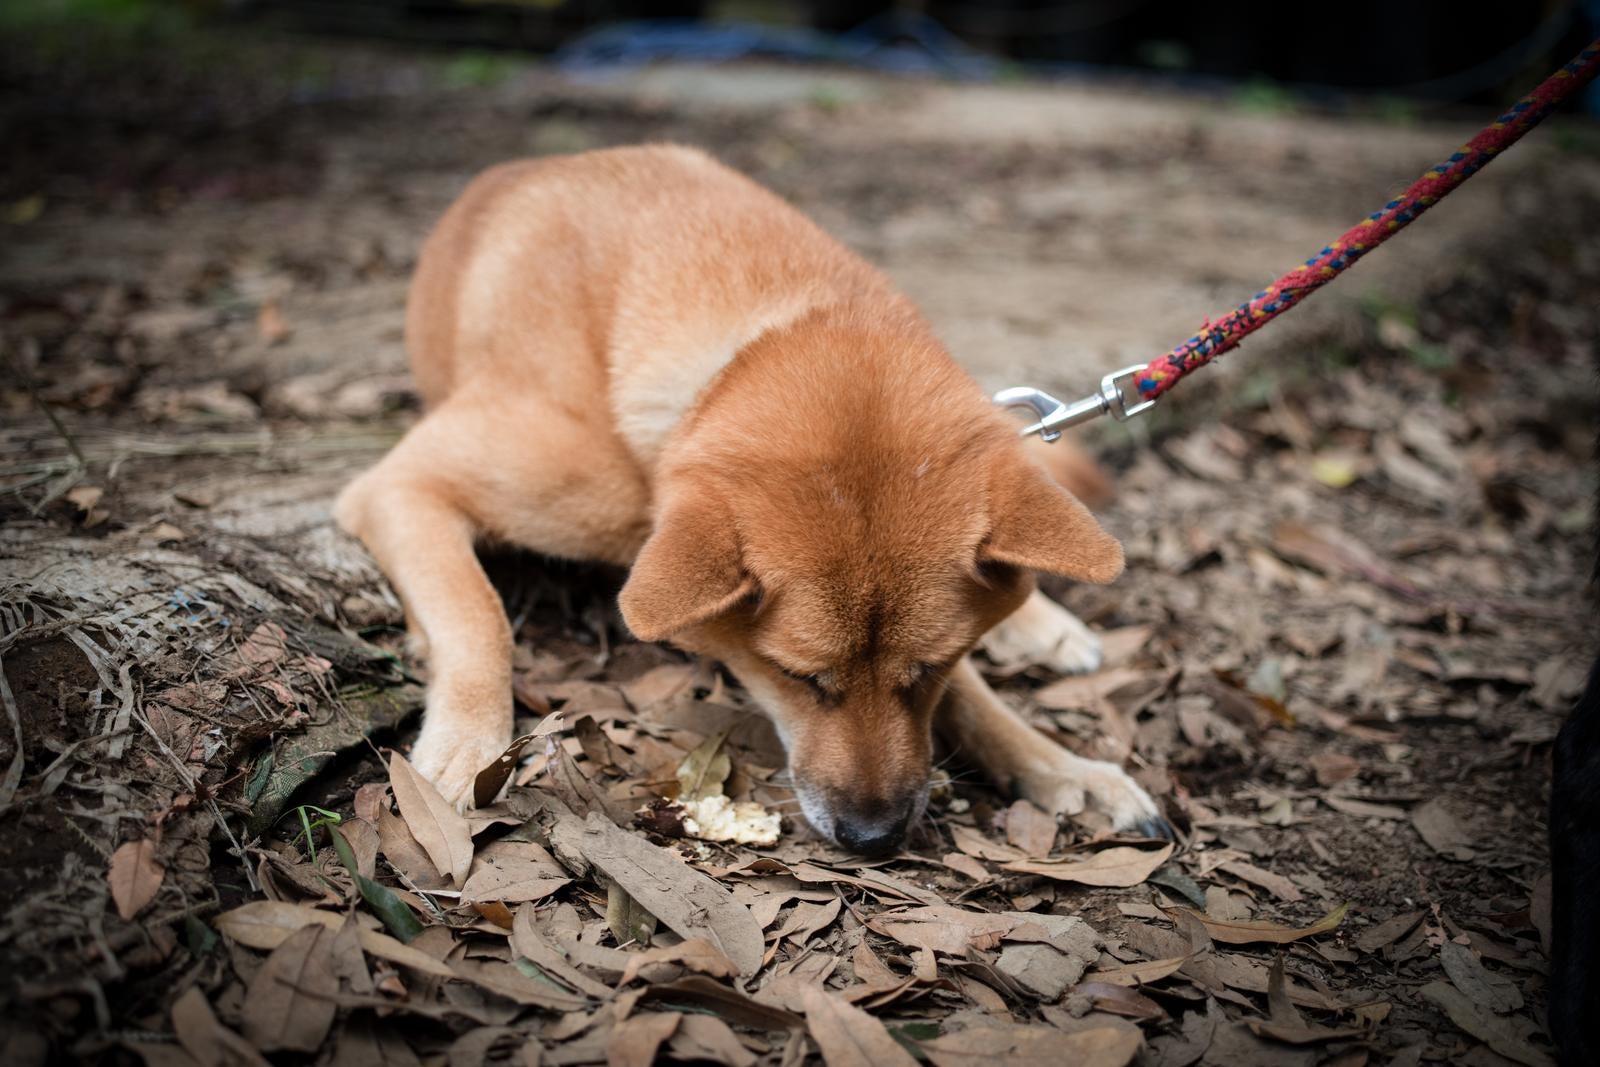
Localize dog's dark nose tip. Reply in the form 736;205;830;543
835;813;909;857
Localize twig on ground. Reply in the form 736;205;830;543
131;707;260;894
0;655;25;813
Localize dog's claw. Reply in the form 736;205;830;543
1129;814;1176;841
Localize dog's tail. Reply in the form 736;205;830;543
1023;434;1116;510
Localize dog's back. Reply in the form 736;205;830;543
403;144;1111;503
405;145;896;466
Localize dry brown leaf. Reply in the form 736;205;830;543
800;986;919;1067
950;824;1027;863
759;954;841;1013
331;819;379;883
461;840;570;904
213;900;454;977
1086;956;1189;987
444;1027;521;1067
1142;997;1217;1067
569;812;765;975
1074;982;1168;1021
1218;860;1303;903
1001;842;1173;888
574;714;630;773
1206;886;1253;921
1354;910;1425;954
1441;940;1523;1014
473;732;539;809
1244;956;1366;1045
772;898;843;945
1419;980;1553;1067
1270;521;1399;589
941;852;990;882
607;880;658;947
65;485;104;512
998;942;1091;999
144;521;187;545
376;805;447;889
1100;625;1155;666
509;905;615;999
452;957;590;1011
622;663;696;709
471;901;515;929
637;974;802;1031
1308;752;1361;788
327;915;375;1000
1411;797;1476;861
1377;435;1454;504
171;987;270;1067
871;905;1099;961
619;938;740;986
1163;903;1348;946
919;1020;1141;1067
852;941;899;987
1209;669;1294;727
1200;951;1343;1012
668;1013;757;1067
1034;667;1147;711
329;1015;422;1067
108;838;164;920
236;623;290;668
790;863;944;906
389;752;474;887
257;300;291;344
241;923;339;1053
1321;793;1408;821
675;728;732;803
606;1012;682;1067
1167;433;1244;482
1004;799;1058;858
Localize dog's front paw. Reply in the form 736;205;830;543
410;717;513;812
1028;753;1170;840
981;594;1103;675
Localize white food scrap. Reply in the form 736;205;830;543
678;794;781;846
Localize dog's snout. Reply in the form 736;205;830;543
834;808;911;857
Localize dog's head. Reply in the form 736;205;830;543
617;311;1123;855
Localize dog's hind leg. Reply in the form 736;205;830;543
979;587;1104;675
335;395;650;809
937;657;1167;836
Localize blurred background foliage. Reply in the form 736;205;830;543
4;0;1598;111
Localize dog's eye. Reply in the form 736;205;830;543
780;667;831;700
898;662;937;695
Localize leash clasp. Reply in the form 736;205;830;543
992;364;1155;442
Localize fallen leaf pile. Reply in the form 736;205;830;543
1;29;1595;1067
183;590;1561;1066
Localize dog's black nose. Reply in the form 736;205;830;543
835;811;909;857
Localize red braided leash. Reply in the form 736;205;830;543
1133;37;1600;402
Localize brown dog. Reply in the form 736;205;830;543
336;145;1165;854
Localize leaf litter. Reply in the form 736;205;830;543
0;35;1590;1067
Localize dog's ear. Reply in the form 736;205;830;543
619;493;754;641
981;456;1124;584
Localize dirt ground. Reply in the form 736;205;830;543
2;26;1599;1067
